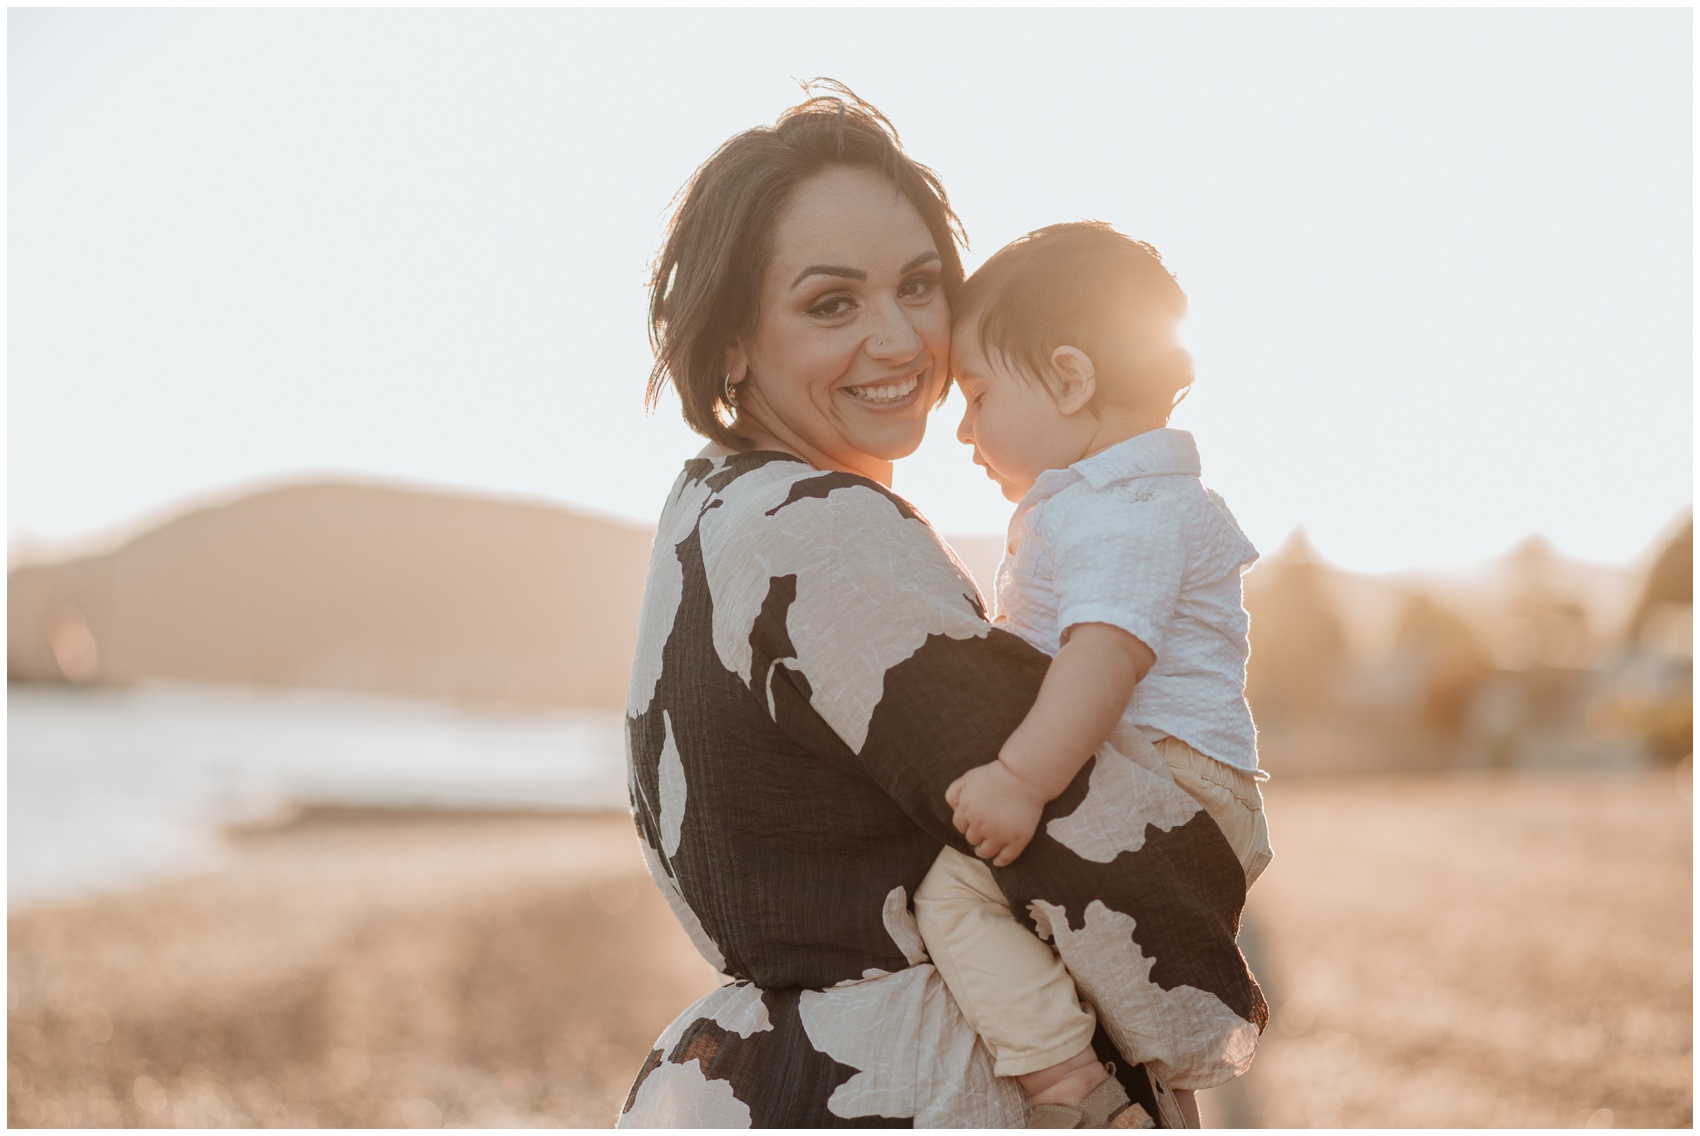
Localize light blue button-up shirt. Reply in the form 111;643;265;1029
995;428;1262;771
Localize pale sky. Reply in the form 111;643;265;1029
9;8;1692;574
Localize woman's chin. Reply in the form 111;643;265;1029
836;405;932;464
854;419;931;465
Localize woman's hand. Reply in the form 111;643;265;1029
944;759;1051;867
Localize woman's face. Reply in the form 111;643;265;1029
727;165;950;485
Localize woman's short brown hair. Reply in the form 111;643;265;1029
646;80;967;449
955;221;1194;417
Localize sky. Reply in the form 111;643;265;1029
8;8;1693;574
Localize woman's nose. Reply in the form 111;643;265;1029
866;302;923;361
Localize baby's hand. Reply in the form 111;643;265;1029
943;760;1049;867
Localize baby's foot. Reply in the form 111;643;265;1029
1027;1058;1109;1107
1026;1076;1151;1128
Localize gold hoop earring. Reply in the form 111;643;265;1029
723;372;737;406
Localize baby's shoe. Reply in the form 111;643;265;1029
1026;1076;1150;1128
1025;1066;1188;1129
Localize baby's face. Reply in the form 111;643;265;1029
951;319;1082;503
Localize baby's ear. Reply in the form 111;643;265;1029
1048;346;1097;415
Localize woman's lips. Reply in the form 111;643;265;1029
843;374;921;406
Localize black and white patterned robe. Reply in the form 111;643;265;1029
620;450;1266;1128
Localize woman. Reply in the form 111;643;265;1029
621;85;1264;1128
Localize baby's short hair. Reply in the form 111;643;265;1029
954;221;1193;414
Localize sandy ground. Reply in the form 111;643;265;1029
8;771;1692;1128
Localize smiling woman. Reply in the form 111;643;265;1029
621;83;1264;1127
725;165;950;483
644;83;966;469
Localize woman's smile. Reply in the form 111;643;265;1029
843;373;923;405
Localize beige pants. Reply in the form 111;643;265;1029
913;735;1272;1076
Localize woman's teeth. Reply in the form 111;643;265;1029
845;376;919;404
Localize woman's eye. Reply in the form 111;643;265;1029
806;294;854;318
900;275;937;300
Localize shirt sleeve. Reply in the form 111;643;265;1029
758;481;1267;1089
1046;480;1191;657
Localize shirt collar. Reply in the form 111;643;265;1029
1014;428;1201;524
1073;427;1201;489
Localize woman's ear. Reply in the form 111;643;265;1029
724;342;750;392
1049;346;1097;415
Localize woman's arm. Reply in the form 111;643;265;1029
947;623;1154;864
999;623;1157;797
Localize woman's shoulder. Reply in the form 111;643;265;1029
657;449;979;606
680;450;943;555
702;451;918;513
657;449;990;751
676;448;812;500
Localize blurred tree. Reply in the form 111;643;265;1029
1623;515;1692;763
1572;516;1692;765
1504;536;1592;670
1629;514;1692;642
1246;530;1348;720
1392;593;1490;735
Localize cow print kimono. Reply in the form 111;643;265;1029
620;450;1266;1128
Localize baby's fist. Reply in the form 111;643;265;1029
945;760;1046;866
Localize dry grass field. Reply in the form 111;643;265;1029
7;770;1691;1128
1230;768;1692;1129
7;812;721;1128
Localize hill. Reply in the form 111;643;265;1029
7;482;655;710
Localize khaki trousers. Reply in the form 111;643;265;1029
914;735;1272;1076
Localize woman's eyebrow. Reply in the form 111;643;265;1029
791;264;865;288
900;251;941;274
790;250;941;290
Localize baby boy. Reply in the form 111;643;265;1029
913;222;1272;1128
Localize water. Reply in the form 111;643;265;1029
7;682;629;907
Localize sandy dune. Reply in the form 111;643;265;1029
7;772;1692;1128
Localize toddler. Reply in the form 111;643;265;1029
913;223;1272;1128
